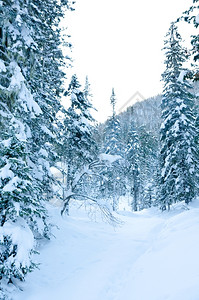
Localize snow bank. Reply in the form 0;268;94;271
0;218;34;269
13;200;199;300
117;202;199;300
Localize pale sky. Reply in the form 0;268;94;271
64;0;194;122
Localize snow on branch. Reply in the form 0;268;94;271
60;158;122;225
62;194;121;226
40;125;55;138
177;70;188;83
99;153;121;164
0;218;34;279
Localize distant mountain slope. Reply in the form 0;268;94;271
119;80;199;137
119;94;162;135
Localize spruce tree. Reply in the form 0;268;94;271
125;121;140;211
0;0;73;294
137;126;159;210
159;23;198;210
66;74;97;174
24;0;73;204
103;89;125;210
104;89;123;155
0;119;42;285
84;75;93;103
181;0;199;65
60;75;98;213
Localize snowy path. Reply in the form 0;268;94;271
14;203;199;300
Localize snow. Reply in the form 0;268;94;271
8;62;42;116
14;118;27;141
39;148;48;158
99;153;121;164
172;119;179;136
196;14;199;24
3;176;21;192
13;200;199;300
0;163;14;180
21;25;35;47
0;110;10;118
16;15;23;26
0;218;34;268
9;62;24;88
0;59;6;72
14;202;20;217
180;113;188;124
71;92;77;102
1;138;12;147
40;125;55;138
74;119;90;133
177;70;187;83
81;116;90;126
19;83;42;115
160;114;172;129
189;167;195;174
186;154;193;164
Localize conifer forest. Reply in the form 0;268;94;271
1;1;199;299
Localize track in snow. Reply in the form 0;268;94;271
13;206;163;300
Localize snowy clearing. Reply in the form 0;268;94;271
13;200;199;300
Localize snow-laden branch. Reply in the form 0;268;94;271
61;193;121;225
60;155;123;224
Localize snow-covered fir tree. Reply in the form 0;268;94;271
66;74;97;179
125;121;140;211
61;74;98;214
0;0;73;295
104;88;123;155
102;89;125;211
0;118;43;286
181;0;199;65
24;0;73;204
137;126;159;210
84;75;93;103
159;23;199;210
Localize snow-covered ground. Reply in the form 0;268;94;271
13;200;199;300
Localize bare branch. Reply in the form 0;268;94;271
71;194;122;226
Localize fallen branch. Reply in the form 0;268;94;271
61;193;122;226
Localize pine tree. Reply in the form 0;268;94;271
159;23;198;210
